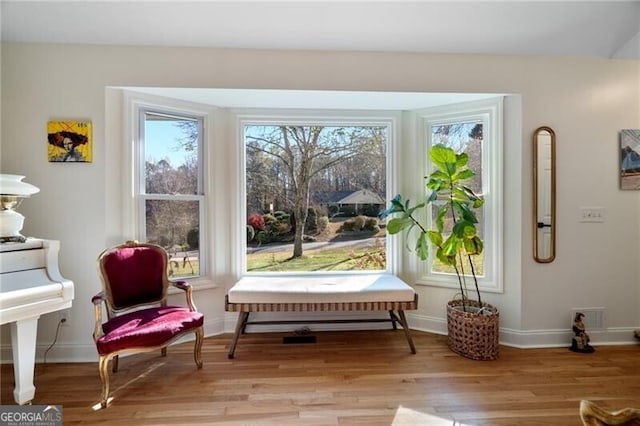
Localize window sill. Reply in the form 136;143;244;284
168;277;218;294
415;276;503;294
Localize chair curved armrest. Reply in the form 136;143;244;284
172;280;191;291
92;292;105;341
92;292;105;305
171;281;198;312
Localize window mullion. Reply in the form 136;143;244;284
141;193;203;201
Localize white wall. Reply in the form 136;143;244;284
1;43;638;362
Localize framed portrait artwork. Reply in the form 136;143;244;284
620;129;640;190
47;120;93;163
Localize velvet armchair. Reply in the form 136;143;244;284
92;240;204;408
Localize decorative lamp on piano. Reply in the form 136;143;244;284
0;174;40;243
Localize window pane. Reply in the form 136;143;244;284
144;112;200;195
245;124;387;272
431;121;483;192
430;121;485;276
145;199;200;278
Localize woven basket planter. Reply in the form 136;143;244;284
446;299;500;360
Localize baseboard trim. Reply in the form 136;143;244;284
2;314;637;363
406;312;640;348
0;316;226;364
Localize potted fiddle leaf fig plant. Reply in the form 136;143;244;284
380;144;499;360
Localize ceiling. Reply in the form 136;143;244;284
2;1;638;110
125;87;505;109
2;1;639;60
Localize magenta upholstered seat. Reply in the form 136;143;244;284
92;241;204;408
96;306;204;355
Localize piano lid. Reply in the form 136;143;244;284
0;238;43;253
0;270;70;310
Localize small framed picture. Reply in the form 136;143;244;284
620;129;640;190
47;120;93;162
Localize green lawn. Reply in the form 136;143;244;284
247;245;386;272
168;257;200;278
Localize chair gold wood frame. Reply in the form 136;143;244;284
580;400;640;425
92;240;204;408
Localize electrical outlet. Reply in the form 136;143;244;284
59;309;71;326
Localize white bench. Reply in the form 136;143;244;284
225;274;418;358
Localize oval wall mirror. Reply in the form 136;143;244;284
533;126;556;263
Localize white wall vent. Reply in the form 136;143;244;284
571;308;605;330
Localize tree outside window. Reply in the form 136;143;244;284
244;123;388;273
141;111;204;278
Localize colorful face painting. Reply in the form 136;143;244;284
47;121;93;163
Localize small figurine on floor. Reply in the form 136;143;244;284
570;312;595;353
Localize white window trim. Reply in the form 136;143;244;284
412;97;504;293
138;108;205;250
122;90;216;286
121;92;503;290
231;108;402;278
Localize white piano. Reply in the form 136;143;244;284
0;239;74;405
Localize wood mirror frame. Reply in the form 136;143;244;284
533;126;556;263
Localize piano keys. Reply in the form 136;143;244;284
0;239;74;405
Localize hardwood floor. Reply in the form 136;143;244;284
1;330;639;425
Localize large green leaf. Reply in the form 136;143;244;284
427;230;443;246
457;203;478;224
456;152;469;168
453;168;475;181
464;235;484;255
386;217;412;234
451;188;470;203
390;197;405;210
379;194;406;219
429;170;450;180
436;247;457;266
426;178;447;192
430;144;457;171
415;232;429;261
441;235;462;257
453;220;476;238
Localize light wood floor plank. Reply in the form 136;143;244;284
1;330;639;425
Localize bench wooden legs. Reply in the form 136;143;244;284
228;309;417;358
228;311;249;359
397;310;417;354
389;310;398;330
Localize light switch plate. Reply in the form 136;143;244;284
579;207;605;222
